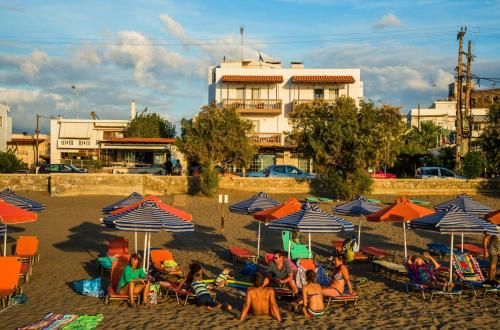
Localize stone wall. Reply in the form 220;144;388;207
0;174;498;196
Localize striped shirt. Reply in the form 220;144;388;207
191;281;210;297
215;272;228;285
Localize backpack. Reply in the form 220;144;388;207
342;237;356;263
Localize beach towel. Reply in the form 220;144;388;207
62;314;104;330
17;313;78;330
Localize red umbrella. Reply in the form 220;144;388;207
367;197;435;259
485;209;500;225
0;200;37;256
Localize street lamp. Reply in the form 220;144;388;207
72;85;79;119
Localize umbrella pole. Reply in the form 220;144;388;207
143;232;147;270
403;221;407;260
257;222;261;260
461;233;464;253
288;234;291;259
449;233;454;284
357;218;362;252
146;232;151;274
135;231;137;253
3;226;6;257
308;232;312;259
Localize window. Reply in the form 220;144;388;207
329;89;339;100
287;166;302;175
273;165;286;174
0;116;3;127
440;168;455;177
236;87;245;100
250;120;260;132
48;165;60;172
251;88;261;100
314;89;324;100
423;168;439;176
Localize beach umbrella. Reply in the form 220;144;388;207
367;197;435;259
485;209;500;225
435;194;492;251
229;192;280;258
333;195;381;251
0;200;38;256
101;192;144;214
266;202;354;258
0;188;45;212
410;204;499;283
253;198;302;258
102;199;194;272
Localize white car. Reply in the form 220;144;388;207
415;167;464;179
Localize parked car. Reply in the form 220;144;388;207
415;167;464;179
369;170;397;179
246;165;316;179
38;164;88;174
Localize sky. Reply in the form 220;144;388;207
1;0;499;133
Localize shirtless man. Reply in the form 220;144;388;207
239;272;281;322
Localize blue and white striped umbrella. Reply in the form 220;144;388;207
229;192;280;215
0;188;45;212
101;192;144;214
410;204;498;282
333;195;381;252
267;203;354;258
434;194;492;216
0;223;5;237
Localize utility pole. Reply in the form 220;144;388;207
240;26;244;62
455;26;466;170
464;39;474;153
35;114;40;168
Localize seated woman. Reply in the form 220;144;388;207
117;254;151;307
321;255;353;297
289;270;324;318
406;251;450;290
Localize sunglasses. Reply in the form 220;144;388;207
273;256;280;260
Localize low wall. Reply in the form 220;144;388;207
0;174;498;196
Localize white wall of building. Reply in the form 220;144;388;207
0;103;12;152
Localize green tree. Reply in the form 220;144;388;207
462;151;485;179
0;151;25;173
177;103;256;195
481;100;500;176
288;97;405;198
123;113;176;138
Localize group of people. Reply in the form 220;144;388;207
115;250;354;320
164;159;182;176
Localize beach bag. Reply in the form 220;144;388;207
147;283;160;305
241;262;258;276
72;278;103;297
316;265;331;287
342;238;356;263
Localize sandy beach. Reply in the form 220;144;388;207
1;191;499;329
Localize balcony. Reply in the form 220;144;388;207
248;133;282;147
292;99;337;111
223;99;282;115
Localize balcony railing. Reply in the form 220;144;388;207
248;133;282;147
292;99;336;111
223;99;282;115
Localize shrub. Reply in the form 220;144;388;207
0;151;25;173
461;152;485;179
92;160;103;170
323;169;373;200
200;162;219;197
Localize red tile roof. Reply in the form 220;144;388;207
222;75;284;83
292;75;355;83
106;138;176;143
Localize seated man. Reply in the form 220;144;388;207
240;272;281;321
263;250;298;295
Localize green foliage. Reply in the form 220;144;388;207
123;113;176;138
177;103;256;170
200;161;219;196
481;100;500;176
0;151;25;173
402;121;446;155
289;97;403;198
92;159;103;170
461;151;485;179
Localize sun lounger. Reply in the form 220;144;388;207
427;243;458;257
228;246;257;264
15;236;40;265
456;243;483;257
367;199;381;205
410;199;432;206
160;280;197;305
282;231;310;260
150;249;183;279
332;241;369;262
318;197;333;204
325;293;358;307
361;246;393;261
404;263;462;301
107;237;129;256
305;197;319;203
452;254;493;297
97;254;130;274
372;260;406;278
0;256;22;309
104;259;140;305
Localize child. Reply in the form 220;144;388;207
187;263;232;311
215;267;234;288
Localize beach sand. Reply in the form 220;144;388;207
1;191;499;329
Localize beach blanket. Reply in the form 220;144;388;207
17;313;103;330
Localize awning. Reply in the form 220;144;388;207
59;122;92;138
292;75;355;83
222;75;283;83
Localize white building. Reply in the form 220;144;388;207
0;103;13;152
207;60;363;171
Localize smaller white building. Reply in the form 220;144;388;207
0;103;13;152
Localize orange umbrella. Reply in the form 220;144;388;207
251;198;302;258
367;197;435;259
485;209;500;225
0;199;37;256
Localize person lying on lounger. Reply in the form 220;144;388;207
240;272;281;322
117;254;151;307
406;252;451;290
263;250;299;295
289;270;324;318
322;255;353;297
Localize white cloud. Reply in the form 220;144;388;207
20;50;49;76
373;13;401;29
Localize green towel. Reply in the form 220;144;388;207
62;314;104;330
